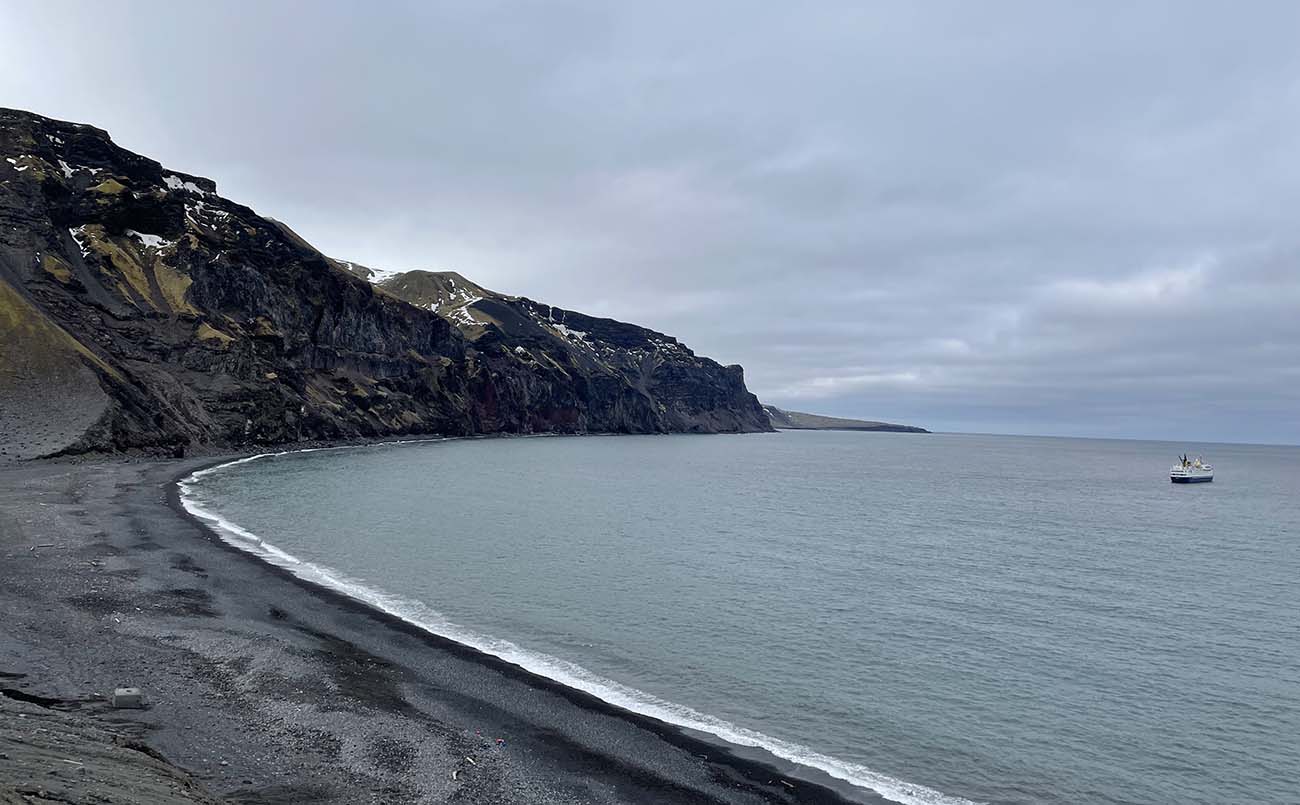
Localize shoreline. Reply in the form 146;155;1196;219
1;441;882;804
171;441;884;805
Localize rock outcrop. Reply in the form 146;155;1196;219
0;109;770;458
0;693;221;804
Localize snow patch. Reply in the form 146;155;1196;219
551;322;589;342
163;174;208;195
56;160;104;179
6;157;29;173
447;305;480;328
126;229;171;250
366;266;404;283
184;200;230;228
444;287;480;307
69;226;92;257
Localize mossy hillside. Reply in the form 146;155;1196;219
154;259;196;315
0;277;122;383
76;224;196;315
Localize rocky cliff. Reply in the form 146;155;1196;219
350;268;765;436
0;109;770;459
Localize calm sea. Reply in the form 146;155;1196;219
180;431;1300;805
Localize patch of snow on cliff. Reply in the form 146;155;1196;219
60;161;102;176
437;277;481;306
185;200;229;228
69;226;92;257
55;159;100;179
187;201;227;223
126;230;172;250
448;305;479;327
163;174;208;196
366;266;404;283
650;337;684;354
6;157;29;172
551;322;589;342
46;134;64;145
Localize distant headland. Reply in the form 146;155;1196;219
762;405;929;433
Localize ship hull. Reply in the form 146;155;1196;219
1171;475;1213;483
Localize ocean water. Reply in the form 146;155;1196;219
180;432;1300;805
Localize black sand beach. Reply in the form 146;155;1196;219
0;454;870;804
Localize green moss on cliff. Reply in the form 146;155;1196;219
0;277;121;382
41;254;73;284
90;177;128;194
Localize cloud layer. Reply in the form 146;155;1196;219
4;2;1297;442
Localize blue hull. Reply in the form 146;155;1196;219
1171;476;1212;483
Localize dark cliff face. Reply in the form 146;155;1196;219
0;109;770;458
349;269;768;435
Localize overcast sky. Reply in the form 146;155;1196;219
4;2;1298;443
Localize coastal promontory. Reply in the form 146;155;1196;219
0;108;771;460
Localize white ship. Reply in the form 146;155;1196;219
1170;454;1213;483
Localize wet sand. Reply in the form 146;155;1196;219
0;455;870;804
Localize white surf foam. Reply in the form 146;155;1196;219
178;446;981;805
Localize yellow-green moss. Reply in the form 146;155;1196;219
154;261;195;315
196;322;233;344
90;177;128;195
0;277;122;382
41;255;74;284
76;227;193;314
97;242;154;308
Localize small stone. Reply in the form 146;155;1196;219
110;687;144;708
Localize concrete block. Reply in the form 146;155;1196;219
110;687;143;708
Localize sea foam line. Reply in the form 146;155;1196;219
178;446;981;805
